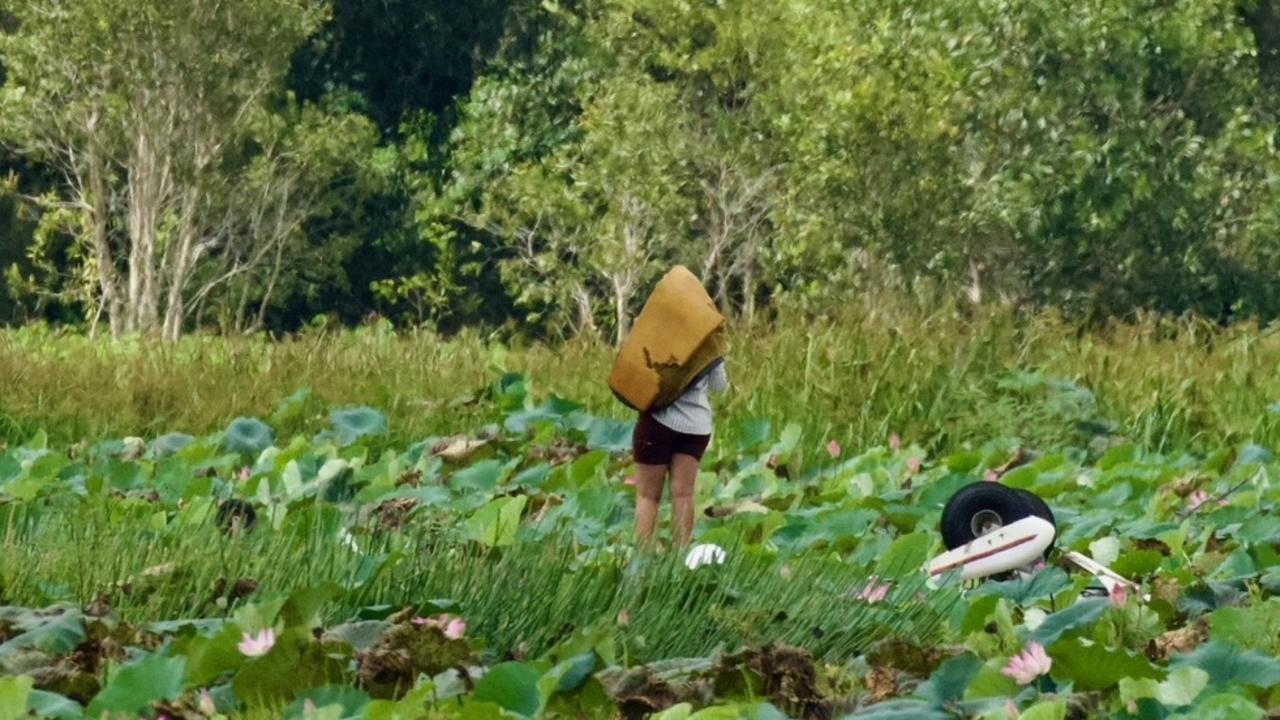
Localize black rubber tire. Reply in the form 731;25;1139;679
1014;489;1055;524
940;483;1034;550
1013;488;1056;555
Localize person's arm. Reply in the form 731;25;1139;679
706;360;729;395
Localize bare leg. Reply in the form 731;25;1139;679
670;453;701;546
633;462;668;546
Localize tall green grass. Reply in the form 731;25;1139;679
0;500;958;664
2;301;1279;471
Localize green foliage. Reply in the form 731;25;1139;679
23;691;82;720
1050;638;1161;691
473;662;543;718
12;301;1280;476
86;652;185;717
1170;641;1280;690
329;407;389;447
407;0;1280;333
1;0;1280;333
1209;600;1280;654
1027;599;1110;647
283;687;371;720
466;495;528;547
0;677;32;720
4;357;1280;714
974;568;1072;606
0;0;379;338
1120;666;1210;711
223;417;276;457
0;607;85;656
844;700;955;719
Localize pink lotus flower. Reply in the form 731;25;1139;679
1111;583;1129;608
198;688;216;716
444;616;467;639
826;440;842;458
854;576;891;603
906;457;922;474
889;433;901;451
304;699;317;715
1002;641;1052;685
623;476;636;486
239;466;251;482
1188;490;1229;510
237;628;276;657
1188;490;1210;511
412;614;467;639
984;470;1000;482
861;584;890;603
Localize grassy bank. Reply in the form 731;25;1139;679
2;302;1279;470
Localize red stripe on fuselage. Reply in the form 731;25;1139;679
930;534;1037;576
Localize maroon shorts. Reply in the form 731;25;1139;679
632;413;711;465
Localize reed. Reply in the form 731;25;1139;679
3;304;1278;473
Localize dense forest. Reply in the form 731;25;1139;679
3;0;1280;341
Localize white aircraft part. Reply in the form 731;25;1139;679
928;516;1056;581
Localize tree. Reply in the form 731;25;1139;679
425;0;783;337
944;0;1280;319
600;0;783;324
7;0;1279;337
693;148;779;324
728;0;1280;320
184;104;380;334
445;66;697;344
0;0;370;340
288;0;522;134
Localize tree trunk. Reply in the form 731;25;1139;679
742;264;757;326
161;236;191;343
86;140;124;338
125;193;142;333
235;276;254;334
125;131;146;333
965;260;983;305
139;200;161;334
125;124;168;336
572;282;597;338
254;234;288;332
613;281;631;347
162;286;184;342
162;185;205;343
714;272;731;315
161;231;192;342
701;230;733;315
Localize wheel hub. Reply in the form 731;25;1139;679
971;509;1003;537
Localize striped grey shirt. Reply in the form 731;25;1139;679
650;361;729;436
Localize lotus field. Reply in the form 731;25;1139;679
2;367;1280;719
